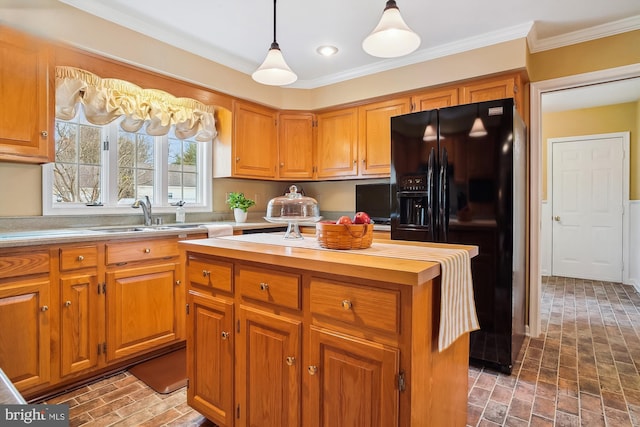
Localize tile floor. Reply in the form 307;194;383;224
45;276;640;427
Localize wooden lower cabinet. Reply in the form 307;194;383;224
59;272;99;377
0;277;51;390
105;262;180;362
307;326;399;427
186;291;234;427
236;306;301;427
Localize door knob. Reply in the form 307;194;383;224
554;216;561;221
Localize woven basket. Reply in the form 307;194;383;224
316;222;373;250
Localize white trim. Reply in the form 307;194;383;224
546;132;630;284
528;15;640;53
529;63;640;338
629;201;640;293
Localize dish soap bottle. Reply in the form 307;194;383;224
175;201;186;223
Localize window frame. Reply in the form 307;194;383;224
42;115;212;216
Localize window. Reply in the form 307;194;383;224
43;108;212;215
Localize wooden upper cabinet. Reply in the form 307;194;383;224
0;26;52;163
460;74;524;113
316;107;358;179
358;98;411;177
277;112;315;180
412;87;459;112
233;101;277;178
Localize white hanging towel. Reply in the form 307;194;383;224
201;224;234;238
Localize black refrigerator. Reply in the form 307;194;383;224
390;98;526;373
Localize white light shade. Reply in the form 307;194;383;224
362;2;420;58
469;117;488;137
252;44;297;86
422;124;437;141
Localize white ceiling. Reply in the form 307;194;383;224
55;0;640;111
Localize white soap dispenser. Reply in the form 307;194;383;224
175;201;186;223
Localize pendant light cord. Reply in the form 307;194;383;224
272;0;277;44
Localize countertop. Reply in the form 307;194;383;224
0;221;286;248
179;233;477;287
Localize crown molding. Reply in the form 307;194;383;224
528;15;640;53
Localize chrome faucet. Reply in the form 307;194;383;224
132;195;152;226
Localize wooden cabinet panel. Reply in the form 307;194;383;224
0;278;50;391
187;292;234;427
236;306;301;427
105;263;179;361
106;238;178;265
310;278;400;334
59;245;98;271
358;98;411;177
412;87;459;111
60;272;99;377
460;74;524;113
187;256;233;293
316;108;358;179
0;26;51;163
278;112;314;180
233;101;277;178
307;326;399;427
238;265;300;310
0;251;49;279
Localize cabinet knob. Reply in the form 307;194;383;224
221;331;230;340
236;157;240;162
202;270;211;277
341;299;353;310
41;305;49;312
353;160;357;165
307;365;318;375
554;216;561;221
286;356;295;366
259;282;269;291
40;130;48;138
64;300;72;307
144;248;151;253
77;255;84;261
280;163;285;168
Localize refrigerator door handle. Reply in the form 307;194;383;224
428;147;436;240
440;148;449;242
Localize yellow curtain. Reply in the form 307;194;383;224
55;66;216;141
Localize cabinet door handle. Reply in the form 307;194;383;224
286;356;295;366
40;130;48;137
307;365;318;375
175;280;181;286
221;331;230;340
41;305;49;312
341;299;353;310
144;248;151;253
202;270;211;277
77;255;84;261
554;216;561;221
259;282;269;291
64;301;72;307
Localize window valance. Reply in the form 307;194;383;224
55;66;216;141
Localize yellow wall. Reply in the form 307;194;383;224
542;102;639;200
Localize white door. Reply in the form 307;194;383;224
551;135;624;282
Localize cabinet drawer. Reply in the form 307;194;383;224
59;245;98;271
310;279;400;334
106;239;178;265
0;251;49;279
187;257;233;293
238;266;300;310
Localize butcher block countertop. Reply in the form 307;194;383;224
178;233;478;287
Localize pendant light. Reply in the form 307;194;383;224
469;105;487;137
252;0;297;86
362;0;421;58
422;124;437;141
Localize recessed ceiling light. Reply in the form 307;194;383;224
316;45;338;57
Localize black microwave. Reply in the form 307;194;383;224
355;183;391;224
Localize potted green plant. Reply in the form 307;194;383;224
226;192;255;223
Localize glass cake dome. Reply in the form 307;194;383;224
265;185;321;239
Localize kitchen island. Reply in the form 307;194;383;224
179;233;478;427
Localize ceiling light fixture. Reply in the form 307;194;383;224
252;0;297;86
316;45;338;57
362;0;421;58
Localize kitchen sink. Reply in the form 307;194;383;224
90;224;204;233
0;229;105;239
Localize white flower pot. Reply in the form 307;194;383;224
233;208;248;223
